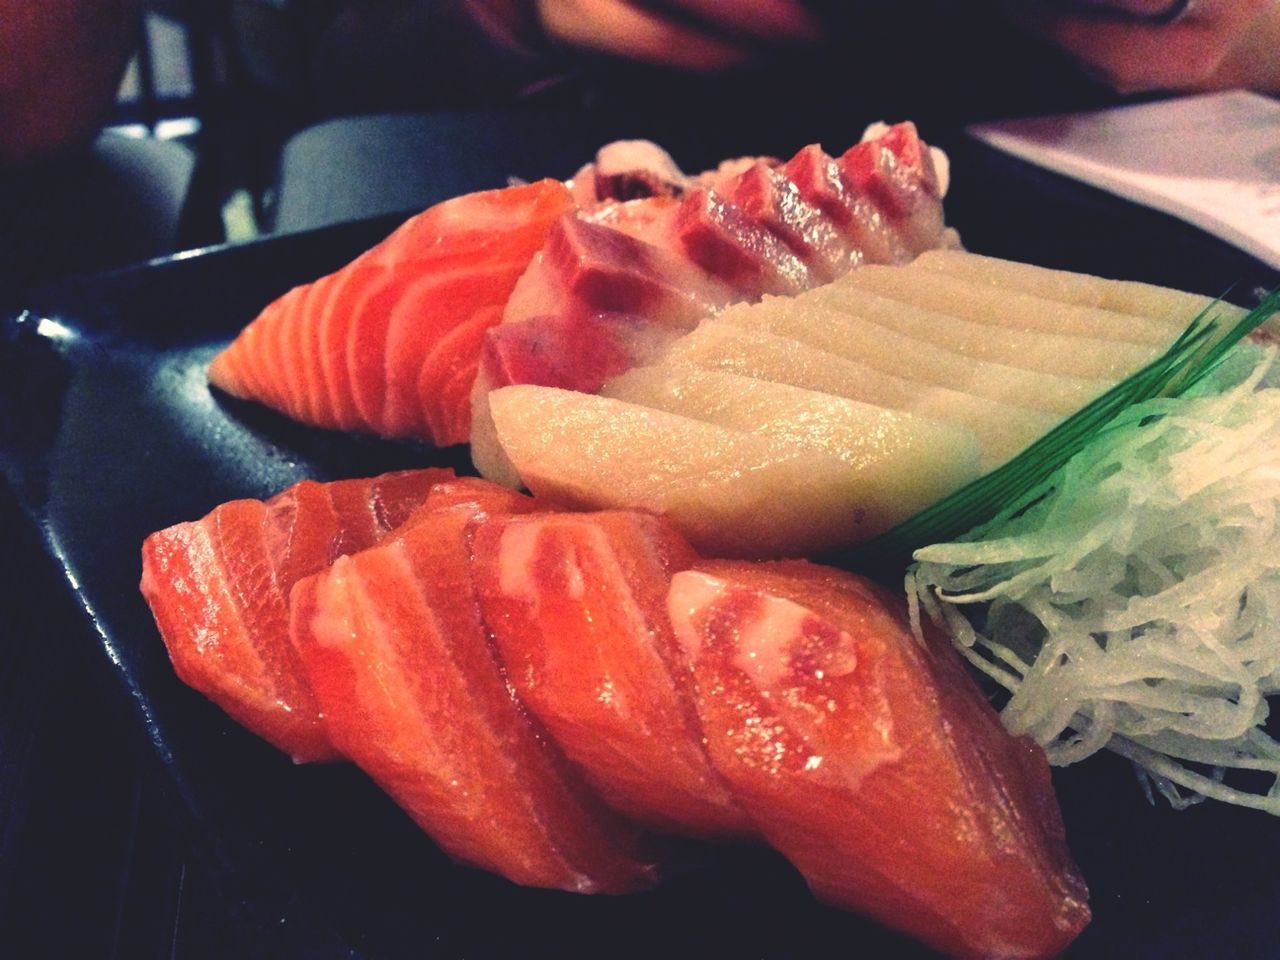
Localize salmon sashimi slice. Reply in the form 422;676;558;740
666;560;1090;960
411;300;504;445
410;474;539;522
381;261;535;442
139;468;454;762
472;511;753;837
290;499;659;892
208;179;575;445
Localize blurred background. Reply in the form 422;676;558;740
4;0;1145;308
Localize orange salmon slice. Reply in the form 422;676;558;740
290;499;659;892
667;559;1090;960
473;511;752;837
208;179;575;446
139;468;454;762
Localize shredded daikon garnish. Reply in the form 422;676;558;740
911;351;1280;812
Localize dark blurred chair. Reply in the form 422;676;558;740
268;110;598;234
0;133;196;309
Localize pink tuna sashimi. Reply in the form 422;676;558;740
139;468;454;761
208;179;576;446
474;128;951;481
722;161;855;282
290;497;659;892
675;185;815;298
502;212;736;330
472;511;752;837
667;560;1090;960
837;122;946;257
782;144;907;265
481;312;678;396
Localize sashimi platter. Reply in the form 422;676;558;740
51;121;1280;957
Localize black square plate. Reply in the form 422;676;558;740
2;136;1278;959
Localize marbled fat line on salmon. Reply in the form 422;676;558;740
669;560;1089;960
139;469;454;761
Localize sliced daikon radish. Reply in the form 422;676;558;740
489;385;902;557
713;297;1109;415
835;265;1181;345
802;283;1160;380
602;365;982;530
659;323;1056;470
912;250;1246;323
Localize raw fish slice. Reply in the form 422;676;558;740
472;511;752;836
218;291;268;410
469;363;522;489
468;311;678;487
714;296;1111;415
837;122;945;257
337;261;403;431
836;265;1183;344
723;161;855;281
411;474;538;521
660;323;1057;469
805;282;1159;380
384;250;553;442
471;128;953;479
503;213;736;329
257;286;299;415
291;500;658;892
667;561;1090;960
323;469;449;555
139;469;452;761
209;180;574;445
577;141;689;203
315;262;373;430
913;249;1248;323
584;194;682;241
363;178;570;267
413;301;506;446
483;312;678;395
602;365;981;528
675;186;814;298
476;208;738;483
262;478;341;588
263;281;310;423
168;499;337;759
487;385;897;556
782;145;904;264
290;278;331;426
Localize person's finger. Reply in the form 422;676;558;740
536;0;755;69
638;0;824;44
1035;0;1269;91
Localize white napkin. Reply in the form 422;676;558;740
968;91;1280;271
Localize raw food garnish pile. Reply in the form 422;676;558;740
912;338;1280;812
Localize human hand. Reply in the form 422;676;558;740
1016;0;1280;93
532;0;824;70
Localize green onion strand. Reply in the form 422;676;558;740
840;288;1280;571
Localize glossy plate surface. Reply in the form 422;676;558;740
2;137;1278;959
